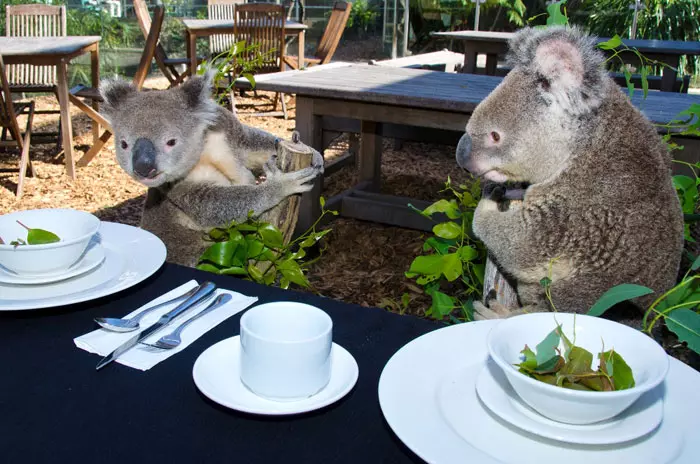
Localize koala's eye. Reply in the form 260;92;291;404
490;131;501;143
166;139;177;147
120;140;128;149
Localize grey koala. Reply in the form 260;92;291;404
100;72;324;267
456;27;684;322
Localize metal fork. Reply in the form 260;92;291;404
141;293;232;350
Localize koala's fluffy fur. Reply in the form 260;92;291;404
456;27;684;321
100;73;323;267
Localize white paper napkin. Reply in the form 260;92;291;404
74;280;258;371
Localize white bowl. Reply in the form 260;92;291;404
0;209;101;275
486;312;669;425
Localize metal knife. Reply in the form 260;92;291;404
95;281;217;370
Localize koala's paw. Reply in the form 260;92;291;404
473;300;514;321
310;148;325;175
263;154;322;197
482;182;506;202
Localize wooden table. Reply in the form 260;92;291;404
235;63;700;232
0;36;101;179
182;19;308;75
431;30;700;92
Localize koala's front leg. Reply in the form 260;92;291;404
171;153;323;228
472;198;529;271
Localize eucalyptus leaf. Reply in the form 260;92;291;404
16;220;60;245
220;266;248;276
597;34;622;50
433;221;461;240
599;349;635;390
441;253;462;282
587;284;654;317
258;223;284;248
199;241;236;267
458;246;478;262
422;199;461;219
535;328;561;366
196;263;222;274
429;290;455;317
665;308;700;353
248;262;264;282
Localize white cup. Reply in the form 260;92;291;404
239;302;333;401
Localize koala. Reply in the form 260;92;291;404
456;27;684;323
99;72;324;267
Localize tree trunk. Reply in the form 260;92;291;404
482;197;521;310
258;131;314;244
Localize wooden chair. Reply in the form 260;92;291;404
283;2;351;70
0;55;36;199
5;4;66;149
133;0;193;88
67;5;165;167
234;3;288;118
208;0;245;55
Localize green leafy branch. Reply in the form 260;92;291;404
402;177;486;323
196;198;337;290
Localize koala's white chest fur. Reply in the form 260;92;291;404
185;131;256;186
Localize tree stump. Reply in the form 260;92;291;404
482;197;522;310
258;131;315;244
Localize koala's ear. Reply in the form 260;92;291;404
181;69;215;109
100;78;137;117
532;38;586;90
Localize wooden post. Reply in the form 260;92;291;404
259;131;315;244
482;197;521;310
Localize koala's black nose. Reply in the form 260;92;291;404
456;133;472;169
132;138;158;179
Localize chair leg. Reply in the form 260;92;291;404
17;105;35;199
54;90;63;153
280;93;288;120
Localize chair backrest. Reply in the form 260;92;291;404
208;0;244;54
234;3;286;74
5;4;66;86
0;55;23;150
132;5;165;90
316;2;351;65
133;0;179;83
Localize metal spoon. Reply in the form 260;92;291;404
94;284;205;333
141;293;232;350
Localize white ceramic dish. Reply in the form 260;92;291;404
0;242;105;285
0;208;100;275
378;321;698;464
193;336;359;415
476;359;664;445
0;222;166;311
487;313;669;425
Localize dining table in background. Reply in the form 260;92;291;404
234;63;700;234
431;30;700;92
0;36;101;179
181;19;308;75
0;261;439;463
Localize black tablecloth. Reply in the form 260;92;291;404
0;263;442;463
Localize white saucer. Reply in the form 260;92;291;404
193;336;359;415
475;359;664;445
0;242;105;284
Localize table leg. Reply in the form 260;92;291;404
90;45;100;144
187;30;197;77
56;58;75;179
462;42;478;74
298;31;305;68
358;120;382;192
661;58;680;92
485;53;498;76
294;97;323;235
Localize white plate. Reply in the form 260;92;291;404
193;336;359;415
0;242;105;284
0;222;166;311
378;321;699;464
475;358;663;445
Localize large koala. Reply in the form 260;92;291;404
456;27;684;321
100;72;323;267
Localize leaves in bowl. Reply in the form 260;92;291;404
515;324;635;392
1;221;60;248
